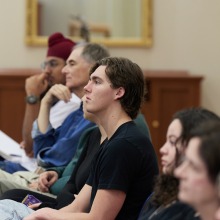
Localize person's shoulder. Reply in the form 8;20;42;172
64;106;85;122
64;108;81;119
139;201;199;220
80;125;98;136
84;126;100;139
109;121;152;151
174;201;199;216
127;121;152;145
160;201;199;220
118;121;147;136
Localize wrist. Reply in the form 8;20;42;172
25;88;42;97
41;92;57;106
26;95;40;105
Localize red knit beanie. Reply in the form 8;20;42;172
47;32;76;61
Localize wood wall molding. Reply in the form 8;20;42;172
0;69;40;142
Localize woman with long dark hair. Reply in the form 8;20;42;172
138;107;219;220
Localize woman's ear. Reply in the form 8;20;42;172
115;87;125;100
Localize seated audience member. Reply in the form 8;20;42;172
22;32;78;157
0;57;159;220
0;42;110;174
175;120;220;220
138;107;220;220
0;111;151;198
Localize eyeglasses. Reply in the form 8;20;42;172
41;60;59;70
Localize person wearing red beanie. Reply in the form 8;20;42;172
21;32;80;157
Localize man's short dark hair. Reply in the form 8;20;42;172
90;57;145;119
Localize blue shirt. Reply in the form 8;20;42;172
32;105;94;168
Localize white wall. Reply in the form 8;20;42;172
0;0;220;115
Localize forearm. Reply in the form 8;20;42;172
37;99;52;133
22;103;41;155
24;208;91;220
60;202;82;213
60;184;91;214
52;212;91;220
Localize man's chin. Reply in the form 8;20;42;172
65;82;73;88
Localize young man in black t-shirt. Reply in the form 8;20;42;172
4;57;158;220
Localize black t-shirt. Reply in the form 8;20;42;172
87;121;159;220
55;127;102;208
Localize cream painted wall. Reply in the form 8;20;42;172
39;0;140;37
0;0;220;115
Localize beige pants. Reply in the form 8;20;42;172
0;170;56;198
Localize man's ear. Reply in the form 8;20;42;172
115;87;125;100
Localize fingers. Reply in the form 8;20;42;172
28;203;41;209
20;141;25;149
25;73;48;96
48;84;72;103
20;141;34;157
36;73;49;90
37;171;58;192
47;175;58;186
38;72;47;80
28;181;39;190
38;172;50;192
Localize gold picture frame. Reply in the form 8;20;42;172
25;0;152;47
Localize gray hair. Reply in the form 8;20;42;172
74;42;110;64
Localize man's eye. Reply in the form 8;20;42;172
95;80;100;84
50;61;58;67
69;62;76;66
